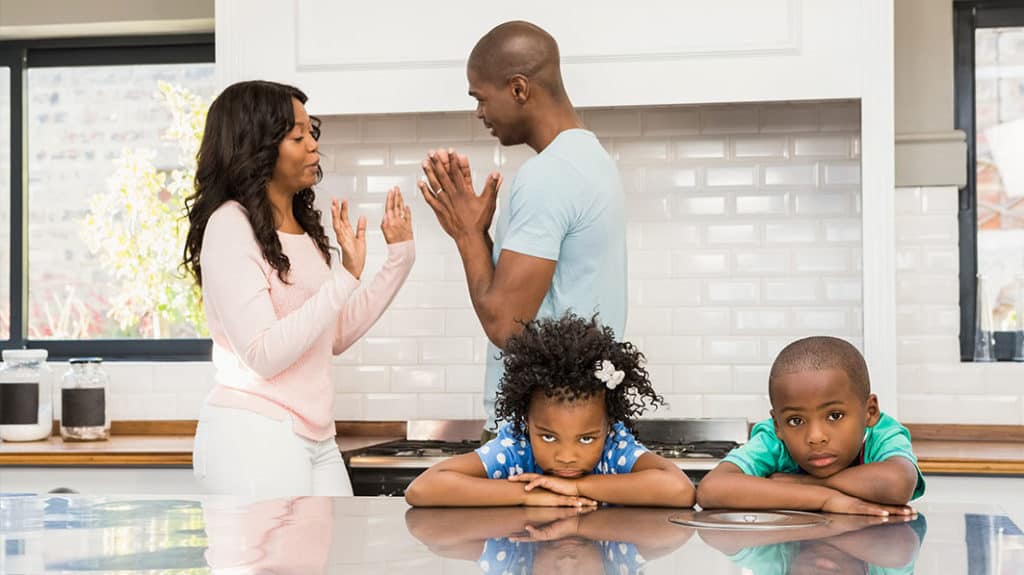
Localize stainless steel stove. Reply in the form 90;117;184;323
347;418;749;496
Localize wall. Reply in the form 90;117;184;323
78;101;864;424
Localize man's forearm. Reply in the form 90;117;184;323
455;232;512;348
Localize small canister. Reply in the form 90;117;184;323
0;349;54;442
60;358;110;442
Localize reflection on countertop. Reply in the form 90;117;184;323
1;494;1023;573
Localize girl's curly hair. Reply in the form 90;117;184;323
494;312;664;437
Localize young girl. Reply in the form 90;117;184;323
405;313;695;507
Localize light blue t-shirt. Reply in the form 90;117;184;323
484;129;628;429
475;422;648;479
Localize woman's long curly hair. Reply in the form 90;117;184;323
183;80;331;287
495;312;664;437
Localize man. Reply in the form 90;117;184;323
419;20;627;437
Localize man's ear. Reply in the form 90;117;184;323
771;409;780;434
509;75;529;104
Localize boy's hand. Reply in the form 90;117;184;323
510;472;581;498
522;487;598;508
822;492;915;517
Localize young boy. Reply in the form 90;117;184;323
697;336;925;516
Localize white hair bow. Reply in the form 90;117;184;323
594;360;625;390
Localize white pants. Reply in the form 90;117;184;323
193;403;353;497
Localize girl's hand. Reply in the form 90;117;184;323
522;487;598;508
331;198;366;280
510;472;583;498
381;186;413;244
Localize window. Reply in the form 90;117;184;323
955;2;1024;360
1;36;214;360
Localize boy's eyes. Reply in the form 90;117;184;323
826;411;845;422
786;417;804;427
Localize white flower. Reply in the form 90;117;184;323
479;560;490;571
493;470;503;479
617;455;626;466
480;445;490;454
496;453;507;464
500;438;516;448
618;440;627;449
496;551;507;561
594;359;625;390
633;449;646;458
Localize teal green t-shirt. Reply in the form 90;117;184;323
722;412;926;500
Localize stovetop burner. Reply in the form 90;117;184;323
644;440;740;460
361;440;480;458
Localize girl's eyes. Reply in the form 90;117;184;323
579;436;595;445
827;411;845;422
786;417;804;427
540;434;557;443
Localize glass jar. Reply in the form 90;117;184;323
0;349;53;442
60;358;110;442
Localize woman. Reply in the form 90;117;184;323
183;80;414;496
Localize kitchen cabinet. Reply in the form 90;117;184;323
216;0;869;115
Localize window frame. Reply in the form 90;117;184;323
0;34;214;361
954;0;1024;361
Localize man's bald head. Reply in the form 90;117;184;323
468;20;567;100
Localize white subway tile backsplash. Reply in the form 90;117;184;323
706;166;756;187
704;337;761;363
644;336;703;364
390;366;446;393
759;104;819;133
674;138;727;159
112;103;935;424
701;107;758;134
733;251;789;275
652;395;703;418
334;366;389;394
819;102;860;132
822;162;861;186
672;308;731;335
732;137;788;159
420;338;474;364
418;393;475;419
643;108;701;136
735;193;789;216
674;365;732;393
793;135;850;157
823;219;862;242
794;192;850;215
706;224;760;245
583;109;643;137
921;187;959;214
365;393;419;420
389;309;446;337
732;365;770;394
794;249;850;273
733;309;789;332
899;394;1021;424
637;279;703;306
705;280;760;304
625;307;674;336
764;279;820;303
639;222;701;249
703;394;769;422
678;195;727;216
792;308;849;332
896;276;958;305
895;216;958;244
362;337;419;364
614;140;669;162
765;222;818;244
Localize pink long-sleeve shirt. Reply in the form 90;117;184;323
199;200;414;440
